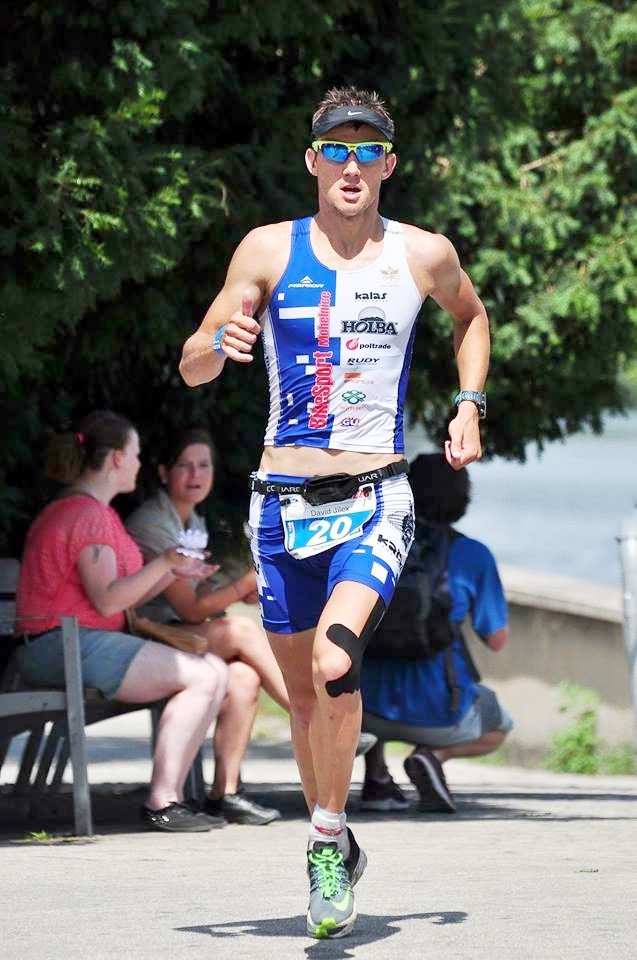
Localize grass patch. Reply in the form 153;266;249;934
18;830;94;844
24;830;54;842
542;683;636;775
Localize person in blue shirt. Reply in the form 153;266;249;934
360;453;512;813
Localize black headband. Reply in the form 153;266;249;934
311;105;394;143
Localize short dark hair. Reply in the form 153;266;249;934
311;86;395;141
160;427;216;470
409;453;470;523
45;410;135;484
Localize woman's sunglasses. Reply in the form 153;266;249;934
311;140;393;165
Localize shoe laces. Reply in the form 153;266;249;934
308;846;349;899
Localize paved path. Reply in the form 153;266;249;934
2;711;636;959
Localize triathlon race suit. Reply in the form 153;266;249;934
249;216;423;633
261;216;422;451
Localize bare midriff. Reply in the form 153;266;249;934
259;445;404;478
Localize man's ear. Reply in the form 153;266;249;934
305;147;319;177
158;464;168;485
381;152;397;180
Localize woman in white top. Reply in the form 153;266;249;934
126;426;288;825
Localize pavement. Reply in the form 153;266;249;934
2;710;636;960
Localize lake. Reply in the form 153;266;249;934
405;410;637;587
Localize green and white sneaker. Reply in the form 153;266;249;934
344;827;367;887
306;842;356;939
306;830;367;939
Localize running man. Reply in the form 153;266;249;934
179;85;490;939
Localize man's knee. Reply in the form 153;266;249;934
484;729;507;751
322;598;385;698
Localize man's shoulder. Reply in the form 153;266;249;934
241;219;294;251
450;531;500;582
401;223;456;260
451;530;494;559
233;221;294;287
398;223;459;293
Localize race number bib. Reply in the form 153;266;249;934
281;485;377;559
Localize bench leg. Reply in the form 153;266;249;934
50;728;70;790
33;718;67;791
184;748;206;805
61;616;92;836
0;731;12;772
15;725;46;792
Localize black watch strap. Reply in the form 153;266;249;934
454;390;487;419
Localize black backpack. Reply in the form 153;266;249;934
365;524;480;711
366;522;455;661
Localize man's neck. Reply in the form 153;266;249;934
311;210;385;265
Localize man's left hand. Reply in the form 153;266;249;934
445;407;483;469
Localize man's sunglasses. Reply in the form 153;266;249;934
311;140;393;165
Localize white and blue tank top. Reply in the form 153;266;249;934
259;216;423;453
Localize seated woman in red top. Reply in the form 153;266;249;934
15;410;229;833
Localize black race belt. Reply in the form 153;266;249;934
249;459;409;507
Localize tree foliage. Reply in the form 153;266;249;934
1;0;635;552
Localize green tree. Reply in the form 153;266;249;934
406;0;637;457
1;0;635;552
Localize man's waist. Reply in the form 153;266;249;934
250;459;409;505
259;445;406;478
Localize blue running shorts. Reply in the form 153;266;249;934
248;471;414;634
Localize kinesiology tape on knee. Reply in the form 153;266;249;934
325;597;386;698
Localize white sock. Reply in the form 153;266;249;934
308;805;349;855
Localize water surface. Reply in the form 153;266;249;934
405;411;637;587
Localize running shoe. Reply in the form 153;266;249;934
344;826;367;887
306;841;357;939
360;776;410;812
141;801;224;832
204;791;281;825
404;749;456;812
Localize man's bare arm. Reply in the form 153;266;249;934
423;233;490;467
427;236;490;393
179;225;287;387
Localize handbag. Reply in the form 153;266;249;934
126;608;208;656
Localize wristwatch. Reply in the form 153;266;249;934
454;390;487;419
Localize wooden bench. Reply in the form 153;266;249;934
0;558;204;836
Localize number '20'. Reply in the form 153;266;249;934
306;516;353;545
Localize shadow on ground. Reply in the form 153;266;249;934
1;776;635;842
176;909;467;957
